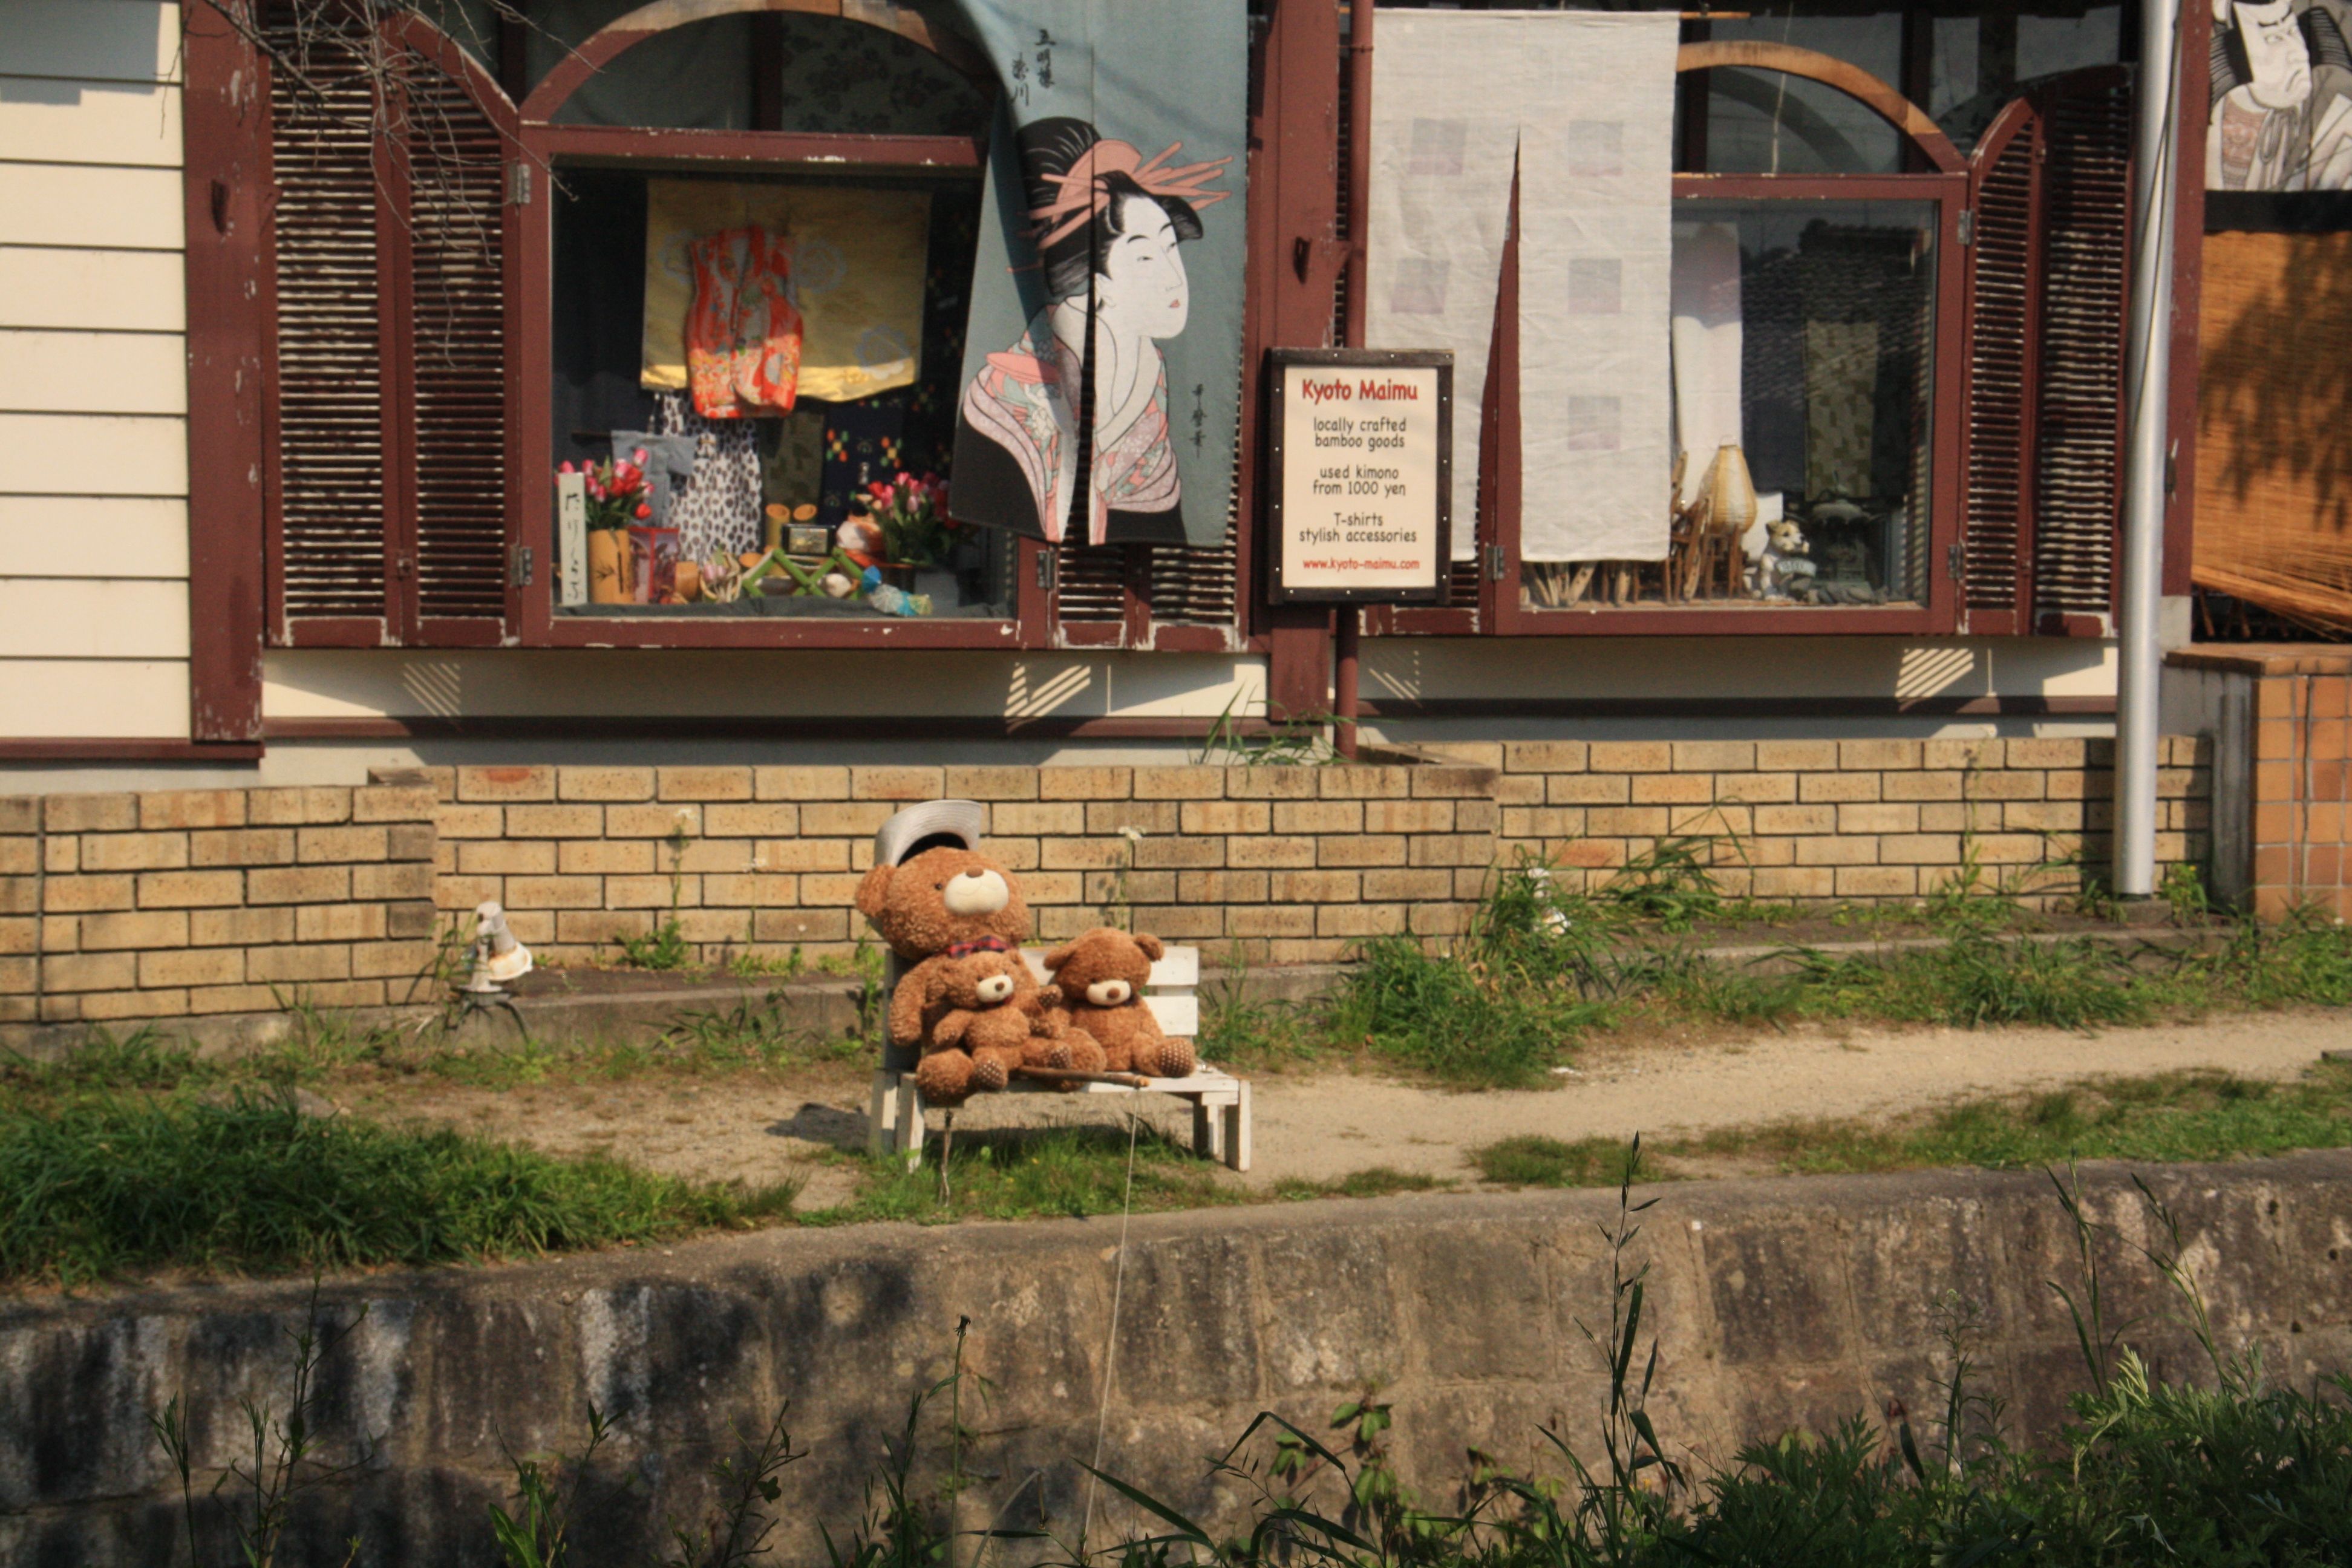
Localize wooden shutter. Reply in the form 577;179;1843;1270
1958;67;2132;636
405;48;511;642
264;2;387;634
261;7;513;647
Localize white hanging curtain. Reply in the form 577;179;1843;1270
1367;10;1681;563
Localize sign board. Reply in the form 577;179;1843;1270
1266;348;1452;605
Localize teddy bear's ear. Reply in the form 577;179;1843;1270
1042;941;1077;972
854;862;895;920
1133;932;1165;961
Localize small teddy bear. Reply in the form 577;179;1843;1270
915;947;1038;1105
1042;928;1195;1080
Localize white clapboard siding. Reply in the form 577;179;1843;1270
0;579;191;658
0;246;186;332
0;658;190;737
0;496;189;577
0;1;179;85
0;80;181;167
0;330;186;416
0;165;184;249
0;413;188;496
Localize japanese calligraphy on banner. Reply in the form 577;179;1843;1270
947;0;1249;549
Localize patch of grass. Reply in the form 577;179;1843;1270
1688;1063;2352;1177
1473;1133;1645;1188
0;1089;798;1289
802;1125;1243;1224
1271;1166;1449;1201
1325;933;1604;1088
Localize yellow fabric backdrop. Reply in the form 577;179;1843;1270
641;181;930;405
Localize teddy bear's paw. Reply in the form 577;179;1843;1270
914;1054;972;1106
1145;1039;1197;1079
969;1054;1009;1093
1065;1037;1108;1074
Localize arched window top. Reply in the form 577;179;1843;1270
1677;41;1963;175
521;0;991;125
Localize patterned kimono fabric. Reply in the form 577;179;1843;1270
686;226;804;418
656;391;763;562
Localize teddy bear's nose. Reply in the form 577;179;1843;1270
1086;979;1132;1007
977;975;1013;1003
942;867;1009;916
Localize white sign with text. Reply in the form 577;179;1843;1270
1273;355;1449;602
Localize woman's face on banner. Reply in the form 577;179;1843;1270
2237;0;2314;106
1099;194;1191;340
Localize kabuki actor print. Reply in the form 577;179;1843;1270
949;0;1249;547
2209;0;2352;191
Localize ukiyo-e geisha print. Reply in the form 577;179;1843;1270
2209;0;2352;190
952;117;1230;545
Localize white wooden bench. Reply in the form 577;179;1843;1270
866;943;1252;1171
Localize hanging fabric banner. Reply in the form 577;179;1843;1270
948;0;1247;547
1367;10;1679;563
1364;12;1528;561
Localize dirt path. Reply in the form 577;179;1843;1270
329;1008;2352;1201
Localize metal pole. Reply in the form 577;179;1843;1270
2114;0;2179;901
1333;0;1374;760
1334;606;1361;758
1345;0;1374;347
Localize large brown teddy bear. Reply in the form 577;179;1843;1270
1042;927;1196;1079
856;844;1073;1099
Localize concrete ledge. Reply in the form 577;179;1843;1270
3;1153;2347;1564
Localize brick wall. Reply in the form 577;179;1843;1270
422;763;1500;969
0;785;440;1027
1446;734;2210;904
2171;647;2352;921
4;741;2211;1031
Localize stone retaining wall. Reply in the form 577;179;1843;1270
3;1155;2345;1566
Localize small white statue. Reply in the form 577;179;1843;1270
1752;518;1817;601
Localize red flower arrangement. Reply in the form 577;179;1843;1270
864;471;957;567
558;451;654;531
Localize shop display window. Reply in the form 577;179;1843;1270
522;14;1017;629
1541;198;1936;610
1508;50;1958;624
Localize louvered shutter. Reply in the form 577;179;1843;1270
264;2;387;632
1958;67;2131;637
405;47;511;643
261;6;512;647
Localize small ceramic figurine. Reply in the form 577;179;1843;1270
1753;518;1817;601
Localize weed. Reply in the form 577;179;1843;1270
151;1279;370;1568
1195;947;1323;1073
2160;859;2212;922
723;946;807;981
616;820;695;970
1599;834;1727;929
1190;691;1343;767
1327;933;1595;1088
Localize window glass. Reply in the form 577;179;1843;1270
1697;12;1904;172
1524;198;1936;612
549;165;1010;622
545;15;756;129
1932;4;2123;153
768;14;991;137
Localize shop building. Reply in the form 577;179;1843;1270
2;0;2288;1015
